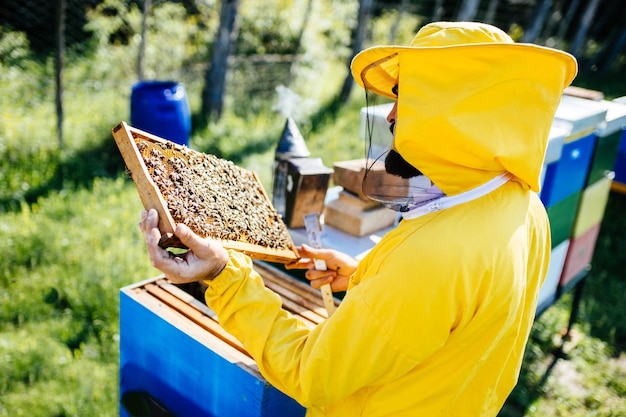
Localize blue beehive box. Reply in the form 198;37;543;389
612;97;626;185
540;95;607;207
539;126;568;191
615;151;626;185
119;269;315;417
540;133;596;208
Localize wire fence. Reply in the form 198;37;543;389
1;0;624;142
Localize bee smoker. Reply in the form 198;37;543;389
272;118;333;229
272;118;310;219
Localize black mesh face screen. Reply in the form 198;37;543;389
361;88;429;212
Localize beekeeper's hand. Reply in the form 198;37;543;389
286;244;357;292
139;209;229;284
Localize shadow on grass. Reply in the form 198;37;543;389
0;134;127;212
499;355;561;417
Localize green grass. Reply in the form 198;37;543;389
0;178;156;417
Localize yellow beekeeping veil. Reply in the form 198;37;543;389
351;21;578;195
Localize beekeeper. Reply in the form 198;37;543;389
139;21;577;416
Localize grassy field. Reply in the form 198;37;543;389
1;7;626;415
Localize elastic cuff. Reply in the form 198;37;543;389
203;250;253;294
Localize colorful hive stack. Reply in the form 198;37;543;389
537;95;626;316
560;98;626;289
536;96;607;313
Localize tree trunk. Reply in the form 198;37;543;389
200;0;241;124
556;0;582;45
522;0;552;43
137;0;151;81
483;0;500;24
286;0;314;86
570;0;602;57
338;0;373;104
55;0;65;149
432;0;445;21
599;28;626;73
587;9;626;73
540;6;560;40
456;0;480;21
389;0;409;42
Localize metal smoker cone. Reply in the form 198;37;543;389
275;117;311;161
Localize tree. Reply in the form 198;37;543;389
200;0;241;124
522;0;552;43
456;0;480;21
338;0;374;104
137;0;151;81
586;3;626;72
483;0;500;24
556;0;582;46
389;0;410;43
570;0;602;57
432;0;445;21
286;0;314;86
55;0;66;149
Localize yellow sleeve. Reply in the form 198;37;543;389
203;250;425;408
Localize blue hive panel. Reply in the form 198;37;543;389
119;275;310;417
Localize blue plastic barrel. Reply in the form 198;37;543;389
130;81;191;146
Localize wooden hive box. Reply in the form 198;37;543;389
120;262;334;417
112;121;299;264
572;174;613;238
323;190;397;237
332;159;409;202
546;191;582;248
559;223;600;291
282;158;333;229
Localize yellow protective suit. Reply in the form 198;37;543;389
204;22;577;417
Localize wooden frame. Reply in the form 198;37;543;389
127;261;329;358
112;121;300;263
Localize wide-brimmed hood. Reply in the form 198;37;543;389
351;21;577;195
